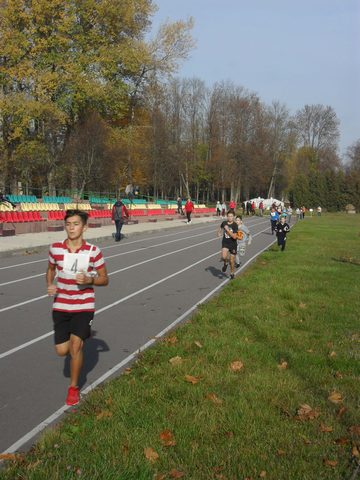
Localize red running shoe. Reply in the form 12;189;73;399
66;386;80;406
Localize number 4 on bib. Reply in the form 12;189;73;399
70;259;78;272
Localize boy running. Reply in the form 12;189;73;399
235;215;252;268
270;207;279;235
275;214;290;251
46;209;109;406
217;210;238;280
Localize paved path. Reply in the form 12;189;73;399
0;216;276;454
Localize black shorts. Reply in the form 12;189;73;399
52;311;94;344
221;241;237;255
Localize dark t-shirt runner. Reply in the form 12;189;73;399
220;221;238;253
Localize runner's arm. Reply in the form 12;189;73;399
46;263;57;295
76;266;109;286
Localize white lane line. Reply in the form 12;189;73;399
0;224;226;286
0;221;221;270
0;226;270;359
0;221;268;311
0;238;217;313
1;230;275;455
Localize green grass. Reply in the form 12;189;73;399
1;214;359;480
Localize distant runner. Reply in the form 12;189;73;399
275;214;290;251
46;209;109;406
218;210;238;280
235;215;252;268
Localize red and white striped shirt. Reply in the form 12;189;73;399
48;240;105;313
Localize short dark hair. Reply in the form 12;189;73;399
64;209;88;224
236;215;242;220
227;210;234;215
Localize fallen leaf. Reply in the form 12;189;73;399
206;393;223;405
277;449;286;456
184;375;200;384
169;356;183;366
306;349;314;353
299;303;306;309
124;368;132;375
320;424;333;433
225;431;234;438
329;351;337;358
259;471;267;478
349;425;360;436
277;360;288;370
296;404;320;421
96;410;113;420
335;437;348;445
229;360;244;372
337;406;347;418
352;445;360;458
0;453;17;461
159;429;176;447
328;391;343;404
334;371;343;379
194;341;203;348
323;458;338;467
144;447;159;463
169;469;185;478
76;468;82;476
164;336;177;345
154;474;166;480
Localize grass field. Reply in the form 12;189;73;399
1;214;359;480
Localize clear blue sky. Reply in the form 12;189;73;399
150;0;360;157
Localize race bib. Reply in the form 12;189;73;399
63;252;90;275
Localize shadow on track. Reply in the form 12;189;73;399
63;331;110;388
205;265;227;279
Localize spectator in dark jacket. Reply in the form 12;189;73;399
111;200;129;241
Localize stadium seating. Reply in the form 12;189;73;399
7;195;37;203
42;196;71;203
89;197;111;204
0;210;44;223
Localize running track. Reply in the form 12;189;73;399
0;217;276;454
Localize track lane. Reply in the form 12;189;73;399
0;217;274;454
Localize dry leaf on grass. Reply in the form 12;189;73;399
164;336;177;345
334;437;348;445
259;471;267;478
320;424;333;433
124;368;132;375
206;393;223;405
229;360;244;372
299;302;306;309
159;429;176;447
337;406;347;418
334;371;343;379
278;360;288;370
194;341;203;348
169;469;185;478
169;356;183;366
184;375;200;384
328;391;343;404
329;351;337;358
352;445;360;458
0;453;18;461
349;425;360;436
277;449;286;456
323;458;338;467
154;474;166;480
144;447;159;463
296;404;320;421
96;410;113;420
